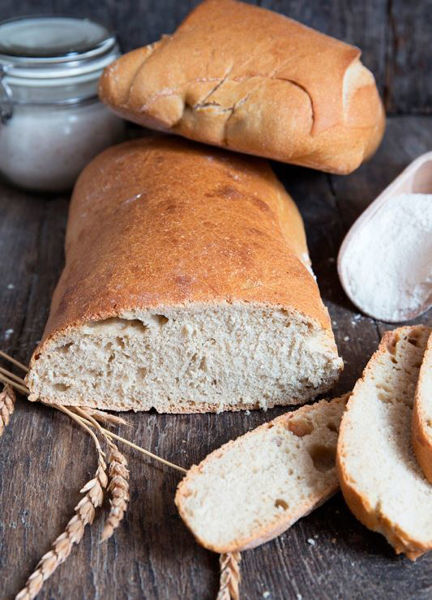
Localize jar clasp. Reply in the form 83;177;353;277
0;65;13;124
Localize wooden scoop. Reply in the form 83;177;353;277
338;151;432;322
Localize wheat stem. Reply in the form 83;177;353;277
103;430;187;474
217;552;241;600
84;408;127;427
0;365;27;385
0;350;28;372
0;372;29;395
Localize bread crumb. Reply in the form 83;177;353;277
331;537;337;543
7;283;14;290
4;328;14;340
263;592;271;599
344;336;350;341
296;595;303;600
307;538;315;546
245;410;251;416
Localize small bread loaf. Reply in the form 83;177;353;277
99;0;385;175
412;332;432;482
176;396;347;552
26;136;342;413
337;326;432;560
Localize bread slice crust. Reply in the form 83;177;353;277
412;332;432;482
337;325;432;560
176;396;347;552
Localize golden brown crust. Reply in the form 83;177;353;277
337;326;432;561
176;396;348;553
99;0;385;174
412;333;432;483
28;136;337;376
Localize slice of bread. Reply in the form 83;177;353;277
412;331;432;482
337;325;432;560
175;396;347;553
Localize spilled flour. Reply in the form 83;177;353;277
338;193;432;322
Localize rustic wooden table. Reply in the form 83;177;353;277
0;2;431;600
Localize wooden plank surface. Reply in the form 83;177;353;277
1;115;431;600
0;0;431;114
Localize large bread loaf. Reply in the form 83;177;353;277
99;0;385;175
26;136;342;413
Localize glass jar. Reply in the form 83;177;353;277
0;17;125;192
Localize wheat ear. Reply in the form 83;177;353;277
70;407;130;542
15;418;108;600
101;440;130;541
217;552;241;600
0;384;15;437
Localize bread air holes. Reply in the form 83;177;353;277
150;314;169;326
287;417;314;437
57;342;73;354
326;421;338;433
308;444;336;473
274;499;289;511
376;383;393;402
53;383;71;392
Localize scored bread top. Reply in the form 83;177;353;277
99;0;385;174
35;136;334;352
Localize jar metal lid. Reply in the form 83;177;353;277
0;17;118;81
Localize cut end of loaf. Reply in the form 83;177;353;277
176;396;347;552
337;325;432;560
27;303;342;413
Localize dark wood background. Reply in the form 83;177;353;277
0;2;431;599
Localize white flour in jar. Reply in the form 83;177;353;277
338;193;432;322
0;101;124;192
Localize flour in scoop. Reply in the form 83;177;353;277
340;193;432;322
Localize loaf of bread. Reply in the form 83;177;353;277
412;331;432;482
99;0;385;175
337;326;432;560
26;136;342;413
176;396;347;552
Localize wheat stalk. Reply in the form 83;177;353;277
101;440;130;541
71;407;130;542
15;415;108;600
0;383;15;437
217;552;242;600
84;408;127;427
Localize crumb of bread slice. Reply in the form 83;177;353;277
412;331;432;483
337;325;432;560
175;396;347;553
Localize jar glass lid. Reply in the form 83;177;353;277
0;17;118;81
0;17;114;59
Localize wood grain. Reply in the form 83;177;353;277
0;116;431;600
